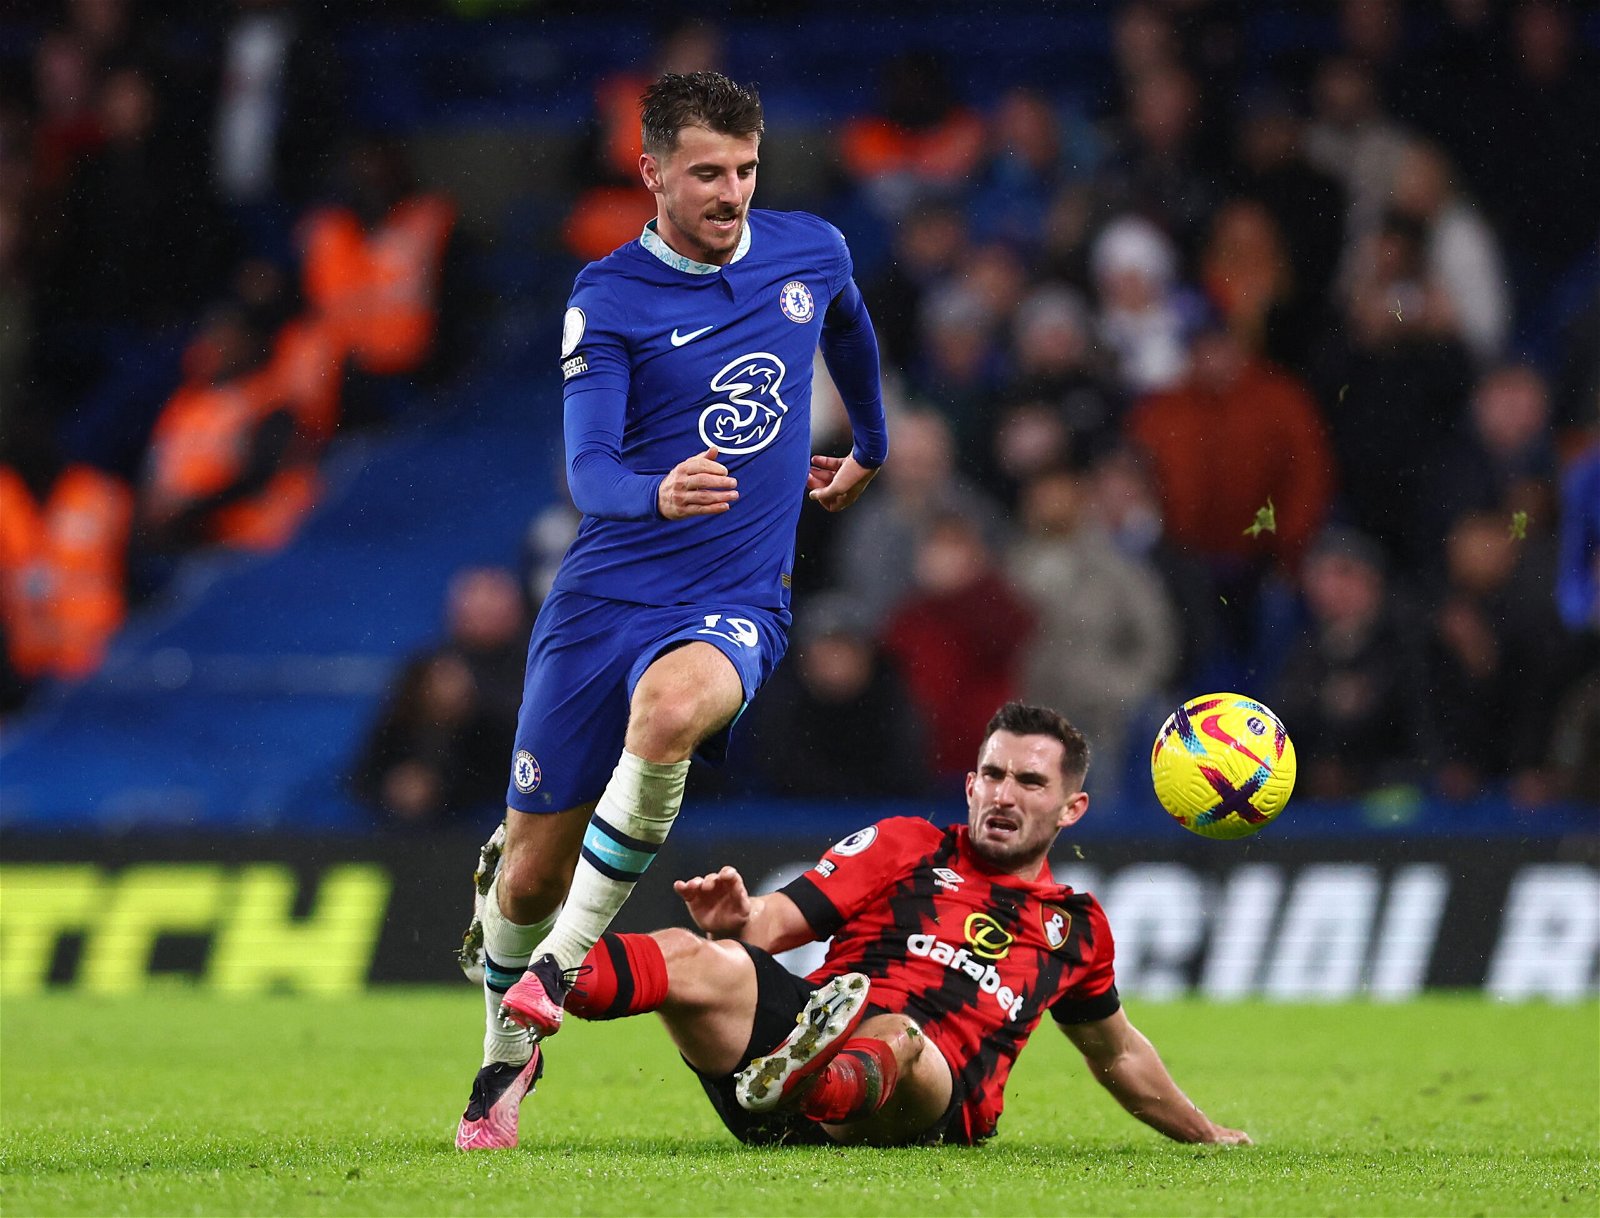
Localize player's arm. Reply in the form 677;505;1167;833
813;276;887;513
673;866;817;954
561;278;735;522
1061;1008;1251;1145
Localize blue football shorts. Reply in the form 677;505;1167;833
504;589;791;814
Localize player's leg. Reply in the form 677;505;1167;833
482;804;591;1049
807;1014;956;1146
502;641;744;1027
454;803;591;1152
566;928;757;1073
457;590;636;1149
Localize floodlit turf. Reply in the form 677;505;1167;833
1;990;1595;1217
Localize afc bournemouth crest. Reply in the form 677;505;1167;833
1040;903;1072;951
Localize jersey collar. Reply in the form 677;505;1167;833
640;217;752;274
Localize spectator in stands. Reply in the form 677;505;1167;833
352;652;508;828
969;87;1101;253
0;414;133;701
907;284;1004;451
1088;444;1223;690
1478;0;1600;306
351;565;529;828
746;593;930;800
1007;468;1177;796
1228;87;1345;349
1089;215;1202;396
1198;197;1318;376
30;31;105;202
1304;56;1408;272
521;496;581;617
1096;60;1218;256
57;0;145;79
1431;364;1559;547
861;196;969;371
438;565;529;732
299;133;462;406
137;304;322;554
42;63;233;331
1272;527;1436;799
882;514;1035;781
1427;512;1568;803
207;0;344;259
983;285;1121;506
1109;0;1182;83
1314;211;1474;572
838;50;987;222
832;409;1009;629
1335;0;1412;108
1388;138;1509;365
1126;310;1335;646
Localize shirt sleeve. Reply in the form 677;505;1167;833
560;275;662;521
777;818;935;938
1049;895;1122;1026
818;225;888;470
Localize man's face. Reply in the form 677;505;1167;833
965;731;1087;873
640;125;759;265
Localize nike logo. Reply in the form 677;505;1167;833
1200;714;1270;769
670;326;715;347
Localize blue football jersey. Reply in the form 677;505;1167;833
552;209;859;611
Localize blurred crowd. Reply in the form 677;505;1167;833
1;1;1597;827
769;0;1600;809
1;0;465;717
731;0;1598;813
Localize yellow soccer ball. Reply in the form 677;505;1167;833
1150;693;1297;839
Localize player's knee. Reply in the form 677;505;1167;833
651;928;743;1005
862;1013;928;1069
626;689;704;760
497;841;576;920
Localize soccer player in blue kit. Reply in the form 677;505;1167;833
456;71;890;1150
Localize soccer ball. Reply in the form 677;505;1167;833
1150;693;1296;839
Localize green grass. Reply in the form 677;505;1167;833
1;990;1595;1217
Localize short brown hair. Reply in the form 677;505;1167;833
640;71;765;157
981;702;1091;786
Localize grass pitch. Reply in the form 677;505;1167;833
1;989;1595;1217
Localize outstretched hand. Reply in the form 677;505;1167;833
658;447;739;520
807;453;877;512
673;865;752;938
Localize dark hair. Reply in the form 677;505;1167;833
640;71;764;157
981;702;1091;786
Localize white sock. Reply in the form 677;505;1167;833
536;751;687;970
481;876;557;1067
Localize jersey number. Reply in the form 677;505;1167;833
698;614;759;648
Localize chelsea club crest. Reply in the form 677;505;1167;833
779;280;814;323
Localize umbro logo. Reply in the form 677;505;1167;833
670;325;715;347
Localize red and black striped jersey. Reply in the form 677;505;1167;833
779;816;1119;1144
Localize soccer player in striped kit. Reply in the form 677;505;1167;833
562;704;1250;1148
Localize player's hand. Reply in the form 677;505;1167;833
807;453;877;512
659;446;738;520
674;865;752;938
1205;1125;1253;1146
